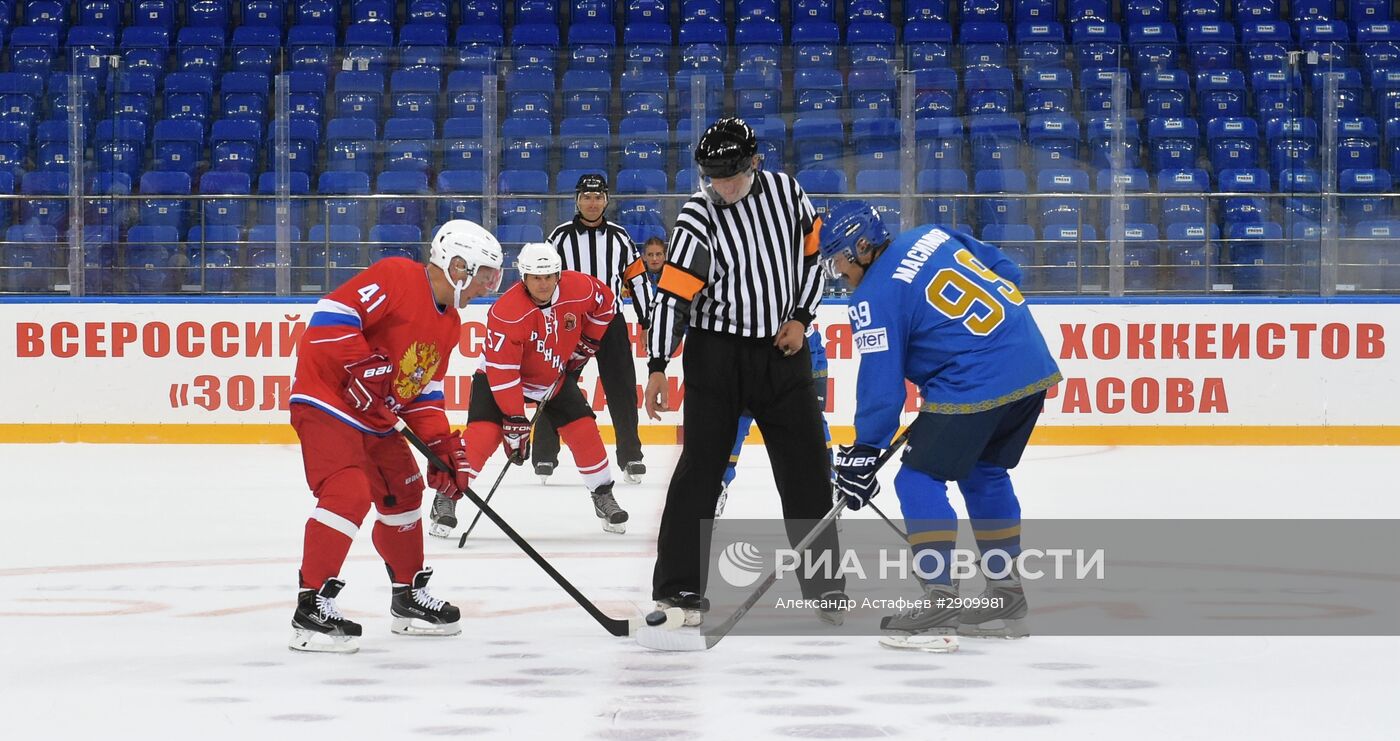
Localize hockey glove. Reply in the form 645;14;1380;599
344;354;398;415
426;431;471;500
565;334;602;375
833;443;882;511
501;415;532;466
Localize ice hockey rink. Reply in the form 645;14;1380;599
2;441;1397;740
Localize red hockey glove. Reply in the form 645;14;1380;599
565;334;602;375
427;431;471;500
343;354;398;415
501;415;532;466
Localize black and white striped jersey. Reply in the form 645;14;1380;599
547;217;653;325
647;169;825;371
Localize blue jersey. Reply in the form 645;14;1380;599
807;325;828;379
848;225;1062;449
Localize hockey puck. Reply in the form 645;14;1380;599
644;610;668;627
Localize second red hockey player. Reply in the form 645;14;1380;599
429;243;630;537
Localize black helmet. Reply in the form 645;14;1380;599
575;172;608;194
695;117;758;179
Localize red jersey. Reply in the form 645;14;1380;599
290;257;457;440
483;270;616;418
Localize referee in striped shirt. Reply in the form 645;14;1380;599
642;117;845;623
533;173;655;484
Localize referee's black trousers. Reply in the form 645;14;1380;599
533;316;644;467
652;328;842;601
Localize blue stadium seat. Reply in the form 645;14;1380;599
905;20;953;71
682;0;724;23
847;21;897;69
376;171;430;227
612;168;665;195
211;119;262;174
333;71;383;120
981;224;1037;289
8;27;61;78
1219;168;1272;225
793;116;845;170
1265;117;1319;179
305;223;363;291
735;18;783;71
620;69;669;118
1299;21;1347;65
0;121;29;175
793;68;844;117
437;169;486;224
244;224;296;292
186;225;241;293
3;224;58;292
318;171;372;234
1343;220;1400;291
368;224;422;262
1073;20;1122;72
796;166;847;197
853;118;899;171
1164;222;1222;291
1141;69;1190;117
81;0;122;28
1040;223;1102;292
733;69;781;120
431;119;479;177
1196;69;1247;120
84;172;131;230
1226;221;1286;291
516;0;559;24
94;119;146;179
855;170;902;233
288;25;336;73
138;170;191;232
1242;21;1292;77
1024;68;1072;113
399;23;449;73
505;70;556;119
562;69;612;117
796;0;837;22
966;67;1015;115
254;170;311;227
125;225;181;294
560;115;610;172
243;0;286;28
231;25;278;75
391;70;440;121
1158;168;1210;228
912;68;958;118
616;195;666;243
1081;69;1131;113
455;24;503;72
970;115;1022;171
1016;22;1067;73
961;22;1011;70
1116;223;1163;291
1279;168;1322;224
678;19;727;72
792;21;840;69
163;72;215;129
383;117;435;173
917;168;969;226
344;23;395;75
1206;117;1261;172
1185;20;1235;72
974;168;1030;228
408;0;450;24
1340;169;1394;226
1086;116;1142;170
1027;114;1081;171
569;22;616;72
915;117;963;172
849;66;896;116
1358;22;1400;84
1096;168;1152;225
1127;0;1169;23
112;73;158;129
675;69;726;118
1338;118;1382;171
460;0;502;23
295;0;338;26
446;70;487;122
79;225;116;294
198;171;250;229
325;117;377;175
275;118;321;176
503;116;553;172
622;21;672;73
1128;22;1181;72
1037;169;1090;227
1236;0;1280;21
1147;117;1200;172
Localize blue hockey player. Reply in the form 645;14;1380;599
716;327;832;516
819;202;1062;653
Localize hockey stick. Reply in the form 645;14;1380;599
636;428;911;652
457;401;548;548
398;421;633;638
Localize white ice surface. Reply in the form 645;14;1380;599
1;443;1397;739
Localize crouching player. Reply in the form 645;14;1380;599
287;219;504;653
818;203;1062;653
428;243;629;538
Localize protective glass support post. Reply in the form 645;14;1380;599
899;71;917;231
274;72;293;296
690;74;706;173
1319;73;1341;297
482;73;499;234
1107;70;1129;297
65;55;88;296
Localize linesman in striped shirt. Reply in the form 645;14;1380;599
533;174;655;485
642;118;846;625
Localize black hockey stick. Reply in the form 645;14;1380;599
457;401;547;548
636;427;911;652
398;421;632;638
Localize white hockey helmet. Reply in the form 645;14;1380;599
516;242;562;276
430;219;504;305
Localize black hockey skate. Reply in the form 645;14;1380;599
428;492;457;539
390;567;462;636
534;461;555;484
957;571;1030;639
878;583;961;653
590;482;628;534
622;461;646;484
656;591;709;627
289;578;362;654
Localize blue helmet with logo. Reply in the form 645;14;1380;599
817;201;890;273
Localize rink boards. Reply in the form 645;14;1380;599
1;297;1397;445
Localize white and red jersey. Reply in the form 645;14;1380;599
483;270;616;417
290;257;458;441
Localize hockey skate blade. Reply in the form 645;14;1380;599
879;633;960;653
601;520;627;534
623;472;642;484
957;619;1030;639
289;628;359;654
391;617;462;637
635;625;711;652
428;522;454;539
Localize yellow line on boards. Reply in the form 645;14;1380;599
0;424;1396;446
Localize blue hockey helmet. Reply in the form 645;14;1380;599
818;200;890;276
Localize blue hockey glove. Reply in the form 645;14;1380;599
833;444;881;510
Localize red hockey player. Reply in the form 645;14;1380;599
287;219;504;654
428;243;630;537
